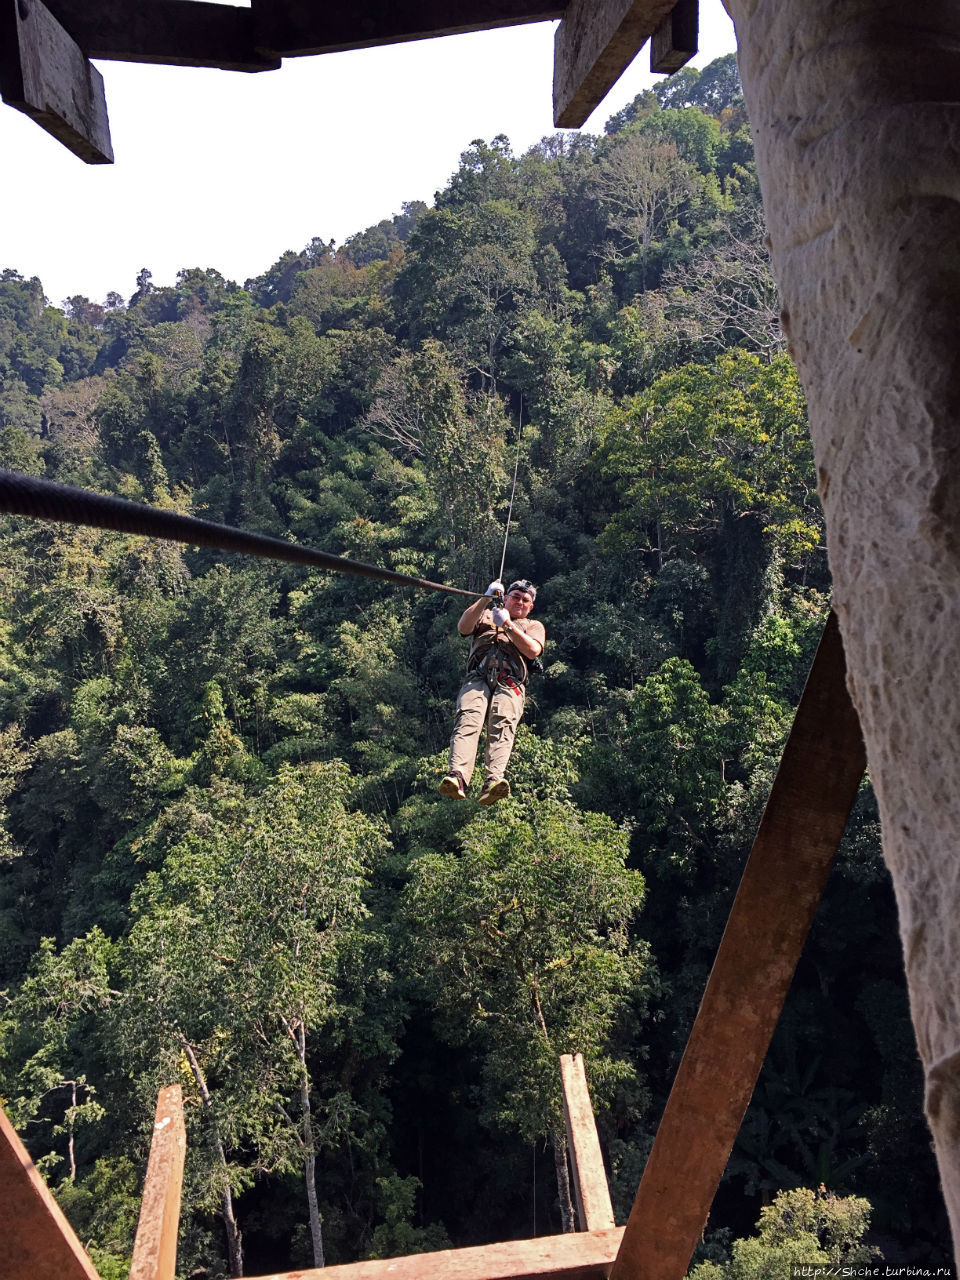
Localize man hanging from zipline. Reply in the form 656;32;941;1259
439;579;545;805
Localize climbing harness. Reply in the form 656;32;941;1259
471;644;527;692
467;612;534;689
0;470;479;600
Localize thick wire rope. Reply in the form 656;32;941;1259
497;404;523;585
0;470;479;599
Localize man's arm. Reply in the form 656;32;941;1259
458;597;489;636
504;619;544;659
459;581;504;635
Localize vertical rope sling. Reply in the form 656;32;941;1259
497;406;524;586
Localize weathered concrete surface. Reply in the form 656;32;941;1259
724;0;960;1255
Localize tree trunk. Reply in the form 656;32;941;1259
220;1174;244;1279
304;1126;324;1269
726;0;960;1257
527;984;575;1234
67;1079;77;1183
551;1127;576;1233
295;1022;325;1269
181;1039;244;1276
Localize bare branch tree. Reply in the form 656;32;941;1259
595;135;697;287
363;356;429;461
652;202;784;357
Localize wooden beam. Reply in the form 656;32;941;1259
253;0;564;59
560;1054;615;1233
553;0;675;128
129;1086;187;1280
249;1227;624;1280
13;0;567;79
0;1103;101;1280
0;0;112;163
610;611;866;1280
649;0;696;74
45;2;279;71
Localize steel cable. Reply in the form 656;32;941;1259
0;469;479;599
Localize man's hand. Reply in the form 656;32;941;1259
485;580;505;597
492;607;510;627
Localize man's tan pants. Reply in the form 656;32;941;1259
449;673;525;786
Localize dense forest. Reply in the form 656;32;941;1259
0;55;950;1276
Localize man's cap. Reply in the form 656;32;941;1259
507;579;537;601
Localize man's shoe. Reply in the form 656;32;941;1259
478;777;510;805
439;771;467;799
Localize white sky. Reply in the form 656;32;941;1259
0;3;737;308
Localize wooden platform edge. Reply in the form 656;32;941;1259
129;1085;187;1280
0;1102;101;1280
609;611;866;1280
560;1053;616;1232
249;1226;625;1280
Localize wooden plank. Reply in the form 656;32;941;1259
249;1228;625;1280
649;0;696;73
610;611;866;1280
560;1054;615;1233
0;1102;101;1280
0;0;112;163
45;1;280;71
553;0;676;128
129;1086;187;1280
253;0;564;59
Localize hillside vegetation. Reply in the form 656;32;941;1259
0;57;948;1275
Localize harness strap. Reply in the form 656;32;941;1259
468;633;528;687
471;655;525;696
